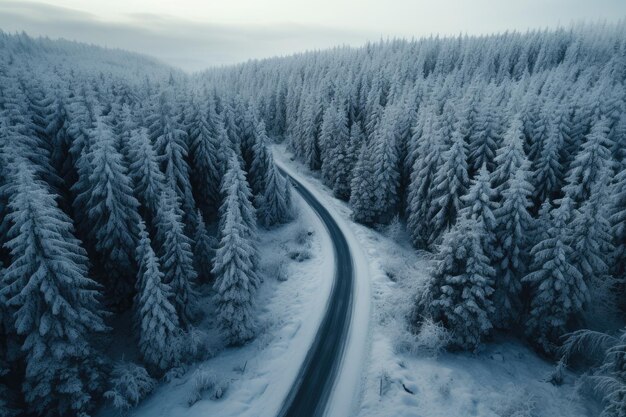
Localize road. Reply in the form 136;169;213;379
277;168;355;417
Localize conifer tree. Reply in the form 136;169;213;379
127;127;165;222
524;198;587;355
532;119;565;208
258;156;292;227
569;173;614;306
134;221;180;372
213;154;259;345
154;190;198;327
249;120;271;197
319;101;349;190
193;211;216;284
370;107;401;224
406;109;445;248
349;142;377;225
2;163;106;417
427;216;495;350
611;167;626;285
492;166;534;328
333;122;361;200
491;116;528;196
148;92;197;229
564;116;614;205
428;130;469;245
188;101;221;221
459;164;499;263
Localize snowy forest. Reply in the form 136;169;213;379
0;33;293;416
1;19;626;417
198;23;626;414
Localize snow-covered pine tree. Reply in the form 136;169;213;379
564;116;614;205
492;165;534;329
468;86;501;173
134;220;181;372
2;162;106;417
611;166;626;288
427;215;495;350
523;197;587;355
531;118;565;209
333;121;361;200
249;120;271;198
188;100;221;221
148;92;197;229
428;129;469;245
154;190;199;327
491;115;528;196
193;211;216;284
127;127;165;222
406;108;445;248
258;155;292;227
81;117;141;308
569;171;614;308
319;100;349;191
459;164;499;264
212;154;259;345
349;141;377;225
370;106;401;224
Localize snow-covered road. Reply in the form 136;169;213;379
275;153;371;417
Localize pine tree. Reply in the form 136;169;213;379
134;220;180;372
564;116;614;205
193;211;216;284
491;116;528;195
249;120;271;197
569;173;614;309
468;87;501;172
148;92;197;229
532;119;565;208
349;141;377;225
188;101;221;221
459;164;499;263
524;198;587;355
427;216;495;350
492;166;534;328
82;117;141;307
2;163;106;417
406;109;445;248
611;167;626;284
333;122;361;200
258;156;292;227
154;190;198;327
319;101;349;191
428;130;469;245
371;108;401;224
127;127;165;222
213;154;259;345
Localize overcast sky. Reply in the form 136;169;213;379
0;0;624;72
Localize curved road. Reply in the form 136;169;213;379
277;168;355;417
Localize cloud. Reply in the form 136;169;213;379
0;1;377;71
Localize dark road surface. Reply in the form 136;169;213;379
277;168;355;417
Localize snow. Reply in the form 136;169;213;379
272;144;600;417
99;194;334;417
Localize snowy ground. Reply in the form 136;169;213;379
272;144;600;417
99;195;334;417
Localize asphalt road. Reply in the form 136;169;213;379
276;168;355;417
